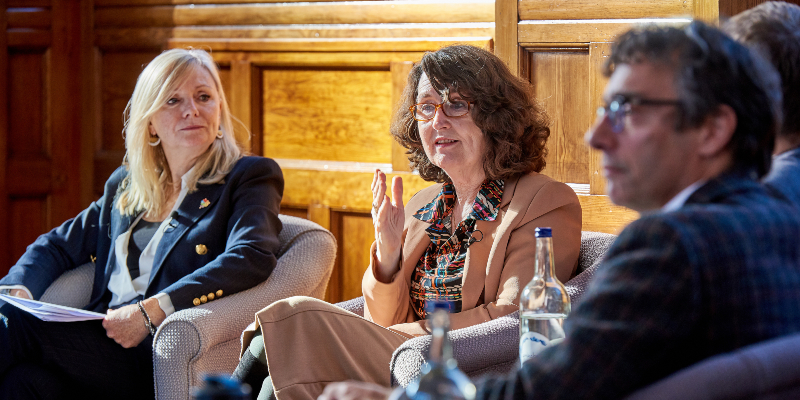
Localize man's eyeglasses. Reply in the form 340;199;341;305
597;95;682;133
410;100;472;122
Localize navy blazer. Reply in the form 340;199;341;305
0;156;283;313
476;173;800;400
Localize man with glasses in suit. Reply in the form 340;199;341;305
318;20;800;400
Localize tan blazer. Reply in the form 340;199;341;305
363;171;582;336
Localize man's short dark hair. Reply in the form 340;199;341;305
724;1;800;139
605;21;782;178
391;45;550;183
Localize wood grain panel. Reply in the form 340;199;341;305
519;0;692;20
337;212;373;302
589;42;612;195
96;0;389;5
495;0;519;75
8;51;46;158
0;0;10;273
210;51;430;68
279;205;308;219
519;20;690;44
100;52;158;153
95;2;494;28
49;0;88;224
280;169;433;211
7;30;50;48
6;7;51;29
8;0;49;6
9;198;47;269
93;150;126;196
168;38;493;53
7;159;51;195
577;194;638;234
695;0;720;22
391;61;413;172
98;24;493;50
529;50;591;184
227;60;256;151
261;68;393;163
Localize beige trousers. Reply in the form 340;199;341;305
247;297;413;400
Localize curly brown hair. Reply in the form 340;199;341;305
391;45;550;183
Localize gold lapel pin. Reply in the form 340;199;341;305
199;198;210;209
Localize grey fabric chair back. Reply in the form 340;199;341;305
626;332;800;400
383;230;619;387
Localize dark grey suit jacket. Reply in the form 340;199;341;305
477;172;800;400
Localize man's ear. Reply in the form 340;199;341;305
697;104;737;157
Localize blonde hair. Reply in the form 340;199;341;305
116;48;242;217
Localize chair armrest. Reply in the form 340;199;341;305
390;311;520;387
334;296;365;317
626;332;800;400
154;225;336;400
39;263;94;308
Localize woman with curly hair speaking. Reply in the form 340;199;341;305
234;44;581;400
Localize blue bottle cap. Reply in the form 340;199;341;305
192;374;251;400
535;227;552;238
425;300;452;315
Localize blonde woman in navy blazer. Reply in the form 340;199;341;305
0;49;283;400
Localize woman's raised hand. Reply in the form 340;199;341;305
371;170;404;283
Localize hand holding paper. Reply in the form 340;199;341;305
0;293;105;322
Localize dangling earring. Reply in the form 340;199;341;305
216;129;223;139
149;134;161;147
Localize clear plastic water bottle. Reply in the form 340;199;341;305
519;227;570;364
390;302;476;400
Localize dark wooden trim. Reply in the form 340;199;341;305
250;63;263;156
80;0;95;206
48;0;85;227
0;0;10;272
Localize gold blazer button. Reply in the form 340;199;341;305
216;289;223;298
196;244;208;255
207;292;215;301
193;298;201;306
200;295;208;304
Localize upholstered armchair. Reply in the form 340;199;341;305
334;230;618;387
39;214;337;400
625;332;800;399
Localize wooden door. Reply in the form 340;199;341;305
1;0;93;276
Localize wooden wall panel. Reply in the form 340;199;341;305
261;68;393;163
495;0;519;75
9;198;47;267
577;195;638;234
0;0;8;274
589;42;612;196
1;0;90;273
519;0;692;20
280;169;433;212
530;50;591;185
96;0;386;5
719;0;800;17
8;52;47;158
95;51;157;195
328;211;373;303
95;2;494;28
98;24;495;51
279;205;308;220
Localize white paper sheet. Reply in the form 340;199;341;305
0;293;105;322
